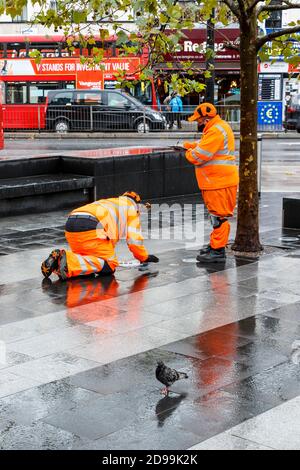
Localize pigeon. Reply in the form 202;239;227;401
155;361;188;395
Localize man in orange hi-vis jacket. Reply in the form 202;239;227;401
184;103;239;263
41;191;159;280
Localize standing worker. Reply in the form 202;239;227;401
184;103;239;263
41;191;159;280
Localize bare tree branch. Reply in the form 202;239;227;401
258;1;300;15
248;0;265;12
222;0;241;19
256;25;300;51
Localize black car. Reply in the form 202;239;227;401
45;89;166;133
284;94;300;133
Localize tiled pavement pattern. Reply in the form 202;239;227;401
0;193;300;449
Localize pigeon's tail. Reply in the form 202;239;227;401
178;372;188;380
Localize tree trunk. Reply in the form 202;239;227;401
232;12;263;253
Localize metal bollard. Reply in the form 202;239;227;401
0;103;4;149
90;106;93;132
257;133;262;197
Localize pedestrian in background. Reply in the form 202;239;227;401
184;103;239;263
169;92;183;129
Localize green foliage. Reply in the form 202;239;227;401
2;0;300;94
28;50;42;63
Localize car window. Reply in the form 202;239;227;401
74;92;103;105
107;93;130;108
50;92;73;105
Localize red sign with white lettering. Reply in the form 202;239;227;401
2;57;142;82
166;28;240;62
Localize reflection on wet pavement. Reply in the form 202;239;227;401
0;193;300;449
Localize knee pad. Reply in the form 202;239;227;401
210;215;228;229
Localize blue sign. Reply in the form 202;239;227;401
258;101;283;125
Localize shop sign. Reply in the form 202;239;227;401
166;28;240;62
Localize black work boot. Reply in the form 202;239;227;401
41;249;62;278
196;247;226;263
198;244;211;256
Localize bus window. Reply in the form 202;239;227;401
6;83;27;104
29;81;70;103
0;43;7;58
132;81;153;106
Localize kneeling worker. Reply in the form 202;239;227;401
41;191;159;280
184;103;239;263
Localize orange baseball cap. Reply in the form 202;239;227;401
188;103;217;122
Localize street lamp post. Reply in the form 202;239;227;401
205;9;215;104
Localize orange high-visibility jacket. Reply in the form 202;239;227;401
71;196;148;262
185;115;239;190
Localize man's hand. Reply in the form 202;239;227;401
183;141;197;150
145;255;159;263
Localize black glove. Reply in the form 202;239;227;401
145;255;159;263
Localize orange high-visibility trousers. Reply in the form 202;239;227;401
64;230;118;279
202;186;237;249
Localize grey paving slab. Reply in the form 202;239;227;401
0;380;100;426
221;360;300;413
6;353;102;384
0;351;32;371
0;371;41;399
0;311;76;343
189;433;274;450
69;326;189;365
0;419;88;450
263;302;300;324
43;395;136;440
7;324;111;358
226;396;300;450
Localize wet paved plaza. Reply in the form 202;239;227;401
1;193;300;449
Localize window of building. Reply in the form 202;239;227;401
12;5;28;22
265;0;282;29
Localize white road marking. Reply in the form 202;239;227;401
278;142;300;145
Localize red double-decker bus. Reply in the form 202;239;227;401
0;34;158;130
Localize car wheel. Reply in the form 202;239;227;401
55;120;69;133
136;120;151;133
297;128;300;134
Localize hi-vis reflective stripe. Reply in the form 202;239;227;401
101;201;128;239
191;150;207;164
127;227;142;235
76;255;91;274
107;254;117;261
118;204;129;239
201;159;237;168
193;147;214;158
99;202;119;234
86;257;105;272
127;238;144;246
215;124;229;152
217;150;235;156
